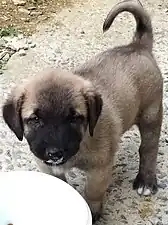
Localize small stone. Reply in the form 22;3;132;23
158;172;167;179
28;6;37;10
158;182;167;189
21;18;30;22
158;151;164;155
165;84;168;92
23;44;29;50
12;0;26;6
17;34;24;39
40;15;49;21
3;53;10;61
7;164;14;170
165;210;168;214
8;38;27;51
6;150;11;157
30;11;43;16
49;57;56;62
6;43;17;51
158;195;168;201
54;48;61;54
120;214;127;220
0;70;3;75
18;7;30;15
156;222;163;225
30;43;36;48
0;39;7;47
150;218;162;225
18;49;26;56
27;39;32;44
80;30;85;34
0;51;8;60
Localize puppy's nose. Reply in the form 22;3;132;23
46;147;63;160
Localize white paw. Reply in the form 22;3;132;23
137;186;152;196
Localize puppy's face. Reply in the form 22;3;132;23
3;70;102;166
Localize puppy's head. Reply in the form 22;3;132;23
3;69;103;166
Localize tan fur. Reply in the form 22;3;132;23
2;0;163;222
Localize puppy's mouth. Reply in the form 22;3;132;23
44;157;65;166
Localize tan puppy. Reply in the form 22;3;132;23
2;0;163;222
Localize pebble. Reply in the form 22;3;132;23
17;34;24;40
27;39;32;44
23;44;29;50
150;218;163;225
18;7;30;15
158;172;167;179
8;39;25;51
158;196;168;201
165;210;168;214
3;53;10;61
12;0;26;6
158;182;167;189
18;49;26;56
165;84;168;92
7;165;14;170
0;39;7;47
28;6;37;10
21;18;30;22
30;43;36;48
30;11;43;16
158;151;164;155
0;51;8;60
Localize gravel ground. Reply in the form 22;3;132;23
0;0;168;224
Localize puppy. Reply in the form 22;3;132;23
2;0;163;222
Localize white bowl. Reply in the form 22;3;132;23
0;171;92;225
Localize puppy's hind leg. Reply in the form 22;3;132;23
133;100;163;196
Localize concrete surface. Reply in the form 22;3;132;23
0;0;168;224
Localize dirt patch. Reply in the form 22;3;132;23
0;0;73;36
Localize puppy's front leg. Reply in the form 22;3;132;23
84;166;110;223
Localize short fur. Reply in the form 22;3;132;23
2;0;163;223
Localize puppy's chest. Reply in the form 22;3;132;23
51;166;66;176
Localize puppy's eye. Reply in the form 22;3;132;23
25;114;39;124
69;114;84;124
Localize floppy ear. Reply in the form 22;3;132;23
84;88;103;137
2;88;25;141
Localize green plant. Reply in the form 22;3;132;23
0;27;18;38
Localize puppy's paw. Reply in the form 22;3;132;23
85;199;102;223
92;212;101;224
133;173;158;196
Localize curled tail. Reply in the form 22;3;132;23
103;0;153;51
